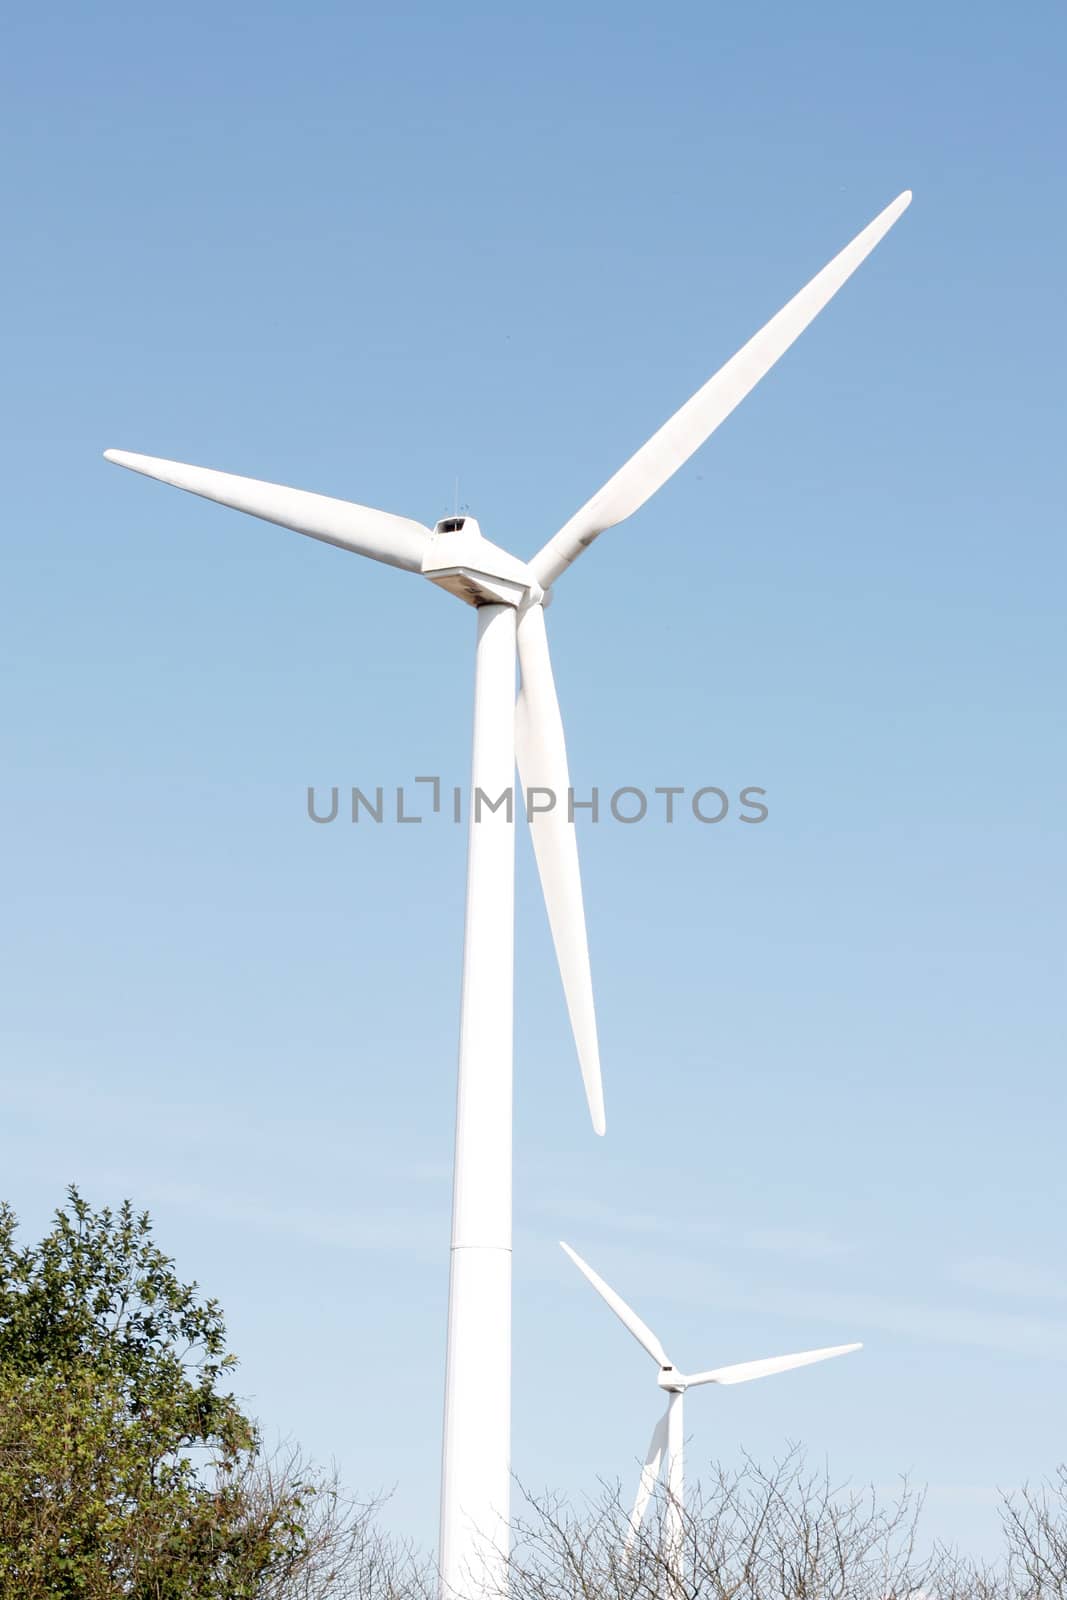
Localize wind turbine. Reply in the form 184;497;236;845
103;188;910;1599
560;1243;861;1570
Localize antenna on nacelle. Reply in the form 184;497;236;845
446;476;470;519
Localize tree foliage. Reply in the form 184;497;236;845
0;1187;305;1597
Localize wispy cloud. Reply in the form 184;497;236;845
922;1483;1009;1510
535;1239;1067;1365
142;1180;447;1261
950;1256;1067;1304
4;1067;449;1194
741;1227;850;1262
525;1186;851;1263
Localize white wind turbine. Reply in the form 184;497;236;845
103;189;909;1599
560;1243;861;1569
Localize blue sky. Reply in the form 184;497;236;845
2;0;1064;1561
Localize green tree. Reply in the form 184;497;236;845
0;1187;305;1598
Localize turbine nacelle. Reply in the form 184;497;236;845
656;1365;687;1394
422;515;544;608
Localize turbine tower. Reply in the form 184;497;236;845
561;1243;860;1571
103;189;910;1599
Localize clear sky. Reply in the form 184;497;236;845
2;0;1064;1563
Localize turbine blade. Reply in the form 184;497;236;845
560;1242;670;1367
103;450;431;572
529;190;912;588
516;603;605;1135
685;1341;861;1387
627;1409;668;1551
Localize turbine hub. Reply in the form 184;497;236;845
421;519;543;607
656;1365;687;1393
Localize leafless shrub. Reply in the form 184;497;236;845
505;1448;983;1600
1000;1466;1067;1600
234;1443;434;1600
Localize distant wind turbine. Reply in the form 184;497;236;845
560;1242;861;1568
104;188;909;1599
